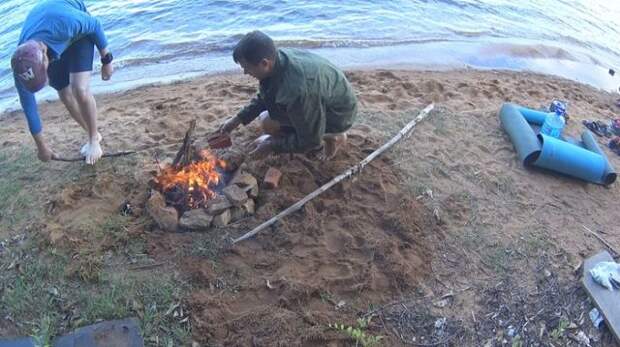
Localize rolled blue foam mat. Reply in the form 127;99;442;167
499;103;542;165
581;130;617;185
534;134;607;183
515;106;551;125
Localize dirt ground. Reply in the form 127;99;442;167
1;69;620;346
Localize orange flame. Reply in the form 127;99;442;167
154;149;226;209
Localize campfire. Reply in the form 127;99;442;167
153;149;226;212
146;121;258;232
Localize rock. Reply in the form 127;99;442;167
575;331;590;345
230;199;256;222
205;194;232;215
230;206;245;222
222;184;248;207
263;167;282;189
219;150;244;172
146;190;178;232
243;199;255;215
213;209;231;227
433;298;450;308
179;209;213;231
231;172;259;198
335;300;346;310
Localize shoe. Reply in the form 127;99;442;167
583;120;605;137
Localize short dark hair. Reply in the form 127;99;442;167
233;31;277;65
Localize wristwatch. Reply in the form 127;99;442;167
101;52;113;65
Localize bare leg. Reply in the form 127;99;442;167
321;132;347;161
70;71;102;164
58;85;102;156
58;86;88;131
70;72;98;141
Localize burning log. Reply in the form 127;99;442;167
172;119;197;169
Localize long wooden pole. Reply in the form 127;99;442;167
233;103;435;244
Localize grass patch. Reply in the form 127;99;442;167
0;147;84;233
0;150;39;230
189;234;220;259
1;241;191;346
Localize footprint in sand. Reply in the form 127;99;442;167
318;262;354;281
376;71;401;81
401;82;418;93
365;93;393;103
422;80;445;93
148;133;165;142
324;231;354;253
527;90;542;98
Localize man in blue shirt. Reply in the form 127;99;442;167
11;0;114;164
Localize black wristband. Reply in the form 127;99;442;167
101;52;113;65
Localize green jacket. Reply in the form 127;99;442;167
236;48;358;153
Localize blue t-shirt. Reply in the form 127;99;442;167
15;0;108;135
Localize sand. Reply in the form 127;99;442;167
1;68;620;345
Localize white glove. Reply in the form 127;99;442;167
590;261;620;290
84;140;103;165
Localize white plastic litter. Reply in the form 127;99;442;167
589;261;620;290
589;308;604;329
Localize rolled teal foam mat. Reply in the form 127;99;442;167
499;103;542;166
499;103;616;185
534;134;607;183
581;130;617;185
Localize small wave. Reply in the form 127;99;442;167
111;37;458;70
479;43;579;62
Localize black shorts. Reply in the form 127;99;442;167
47;37;94;91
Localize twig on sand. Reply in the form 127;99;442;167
582;225;620;257
51;151;137;162
232;103;435;244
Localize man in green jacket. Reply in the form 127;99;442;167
218;31;358;161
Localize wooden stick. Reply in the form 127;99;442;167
583;225;620;257
51;151;136;162
233;103;435;244
172;119;196;169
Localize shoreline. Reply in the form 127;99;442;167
1;65;618;120
1;39;619;115
2;68;619;155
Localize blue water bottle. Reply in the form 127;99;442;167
541;100;566;138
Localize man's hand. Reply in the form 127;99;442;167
219;116;242;134
84;140;103;165
102;63;113;81
247;134;274;161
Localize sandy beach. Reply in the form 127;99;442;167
1;68;620;345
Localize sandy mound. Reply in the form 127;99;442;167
181;128;436;345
